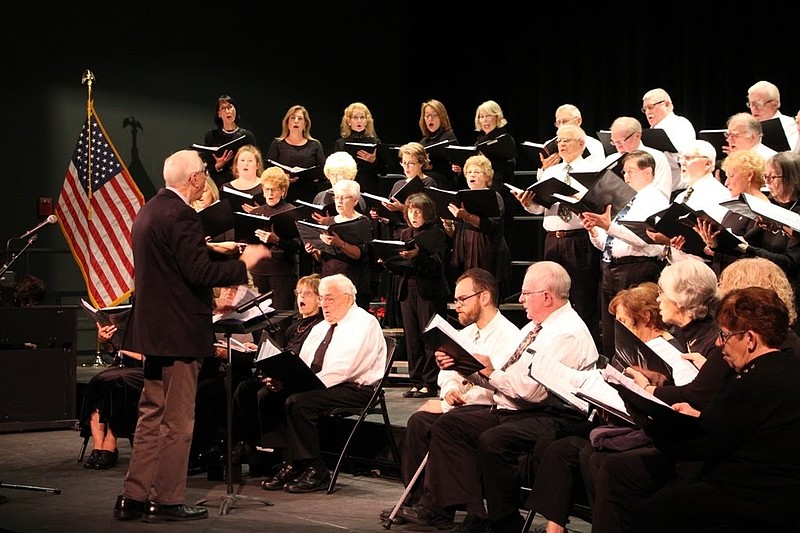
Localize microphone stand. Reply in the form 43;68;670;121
0;235;37;279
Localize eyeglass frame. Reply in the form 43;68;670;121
724;130;753;140
745;99;775;110
318;293;350;304
764;174;784;183
399;160;420;167
294;289;318;297
453;291;484;306
555;137;580;144
640;100;666;113
677;155;709;165
554;117;579;127
717;329;748;344
520;289;548;299
610;130;637;147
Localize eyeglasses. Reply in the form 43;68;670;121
262;187;284;193
294;289;317;297
640;100;666;113
424;113;439;120
764;174;784;183
464;169;486;176
677;155;709;165
219;104;235;112
717;329;748;344
477;114;495;121
746;99;775;110
318;294;347;304
610;131;637;146
554;117;578;127
400;161;419;167
555;137;579;144
724;131;751;140
350;115;367;121
453;291;483;306
334;194;355;201
191;168;209;178
520;289;547;299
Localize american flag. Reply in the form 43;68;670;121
56;105;144;308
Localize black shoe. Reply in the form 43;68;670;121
113;495;145;520
412;386;438;398
261;461;298;491
284;465;331;493
142;502;208;523
94;449;119;470
83;449;101;469
454;512;492;533
402;387;420;398
396;504;454;529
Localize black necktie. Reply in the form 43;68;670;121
311;323;337;373
558;164;573;222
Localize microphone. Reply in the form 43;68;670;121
236;290;274;314
20;215;58;240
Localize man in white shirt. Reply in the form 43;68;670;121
603;116;674;200
641;88;697;191
260;274;386;493
723;112;777;160
581;150;669;358
515;124;602;349
747;80;799;150
395;261;598;532
650;140;730;265
385;268;520;521
540;104;607;169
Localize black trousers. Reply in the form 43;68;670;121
401;410;441;506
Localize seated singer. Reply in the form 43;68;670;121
258;273;386;493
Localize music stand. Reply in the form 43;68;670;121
196;314;274;516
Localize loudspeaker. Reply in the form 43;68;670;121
0;306;77;432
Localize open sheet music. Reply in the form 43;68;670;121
213;285;274;323
80;298;132;351
420;314;484;375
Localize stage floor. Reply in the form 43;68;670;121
0;385;590;533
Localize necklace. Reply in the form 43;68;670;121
222;126;240;134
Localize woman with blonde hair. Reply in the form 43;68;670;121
332;102;383;195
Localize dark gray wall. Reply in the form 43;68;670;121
2;2;796;304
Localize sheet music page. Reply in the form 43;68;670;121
647;337;699;386
527;358;589;413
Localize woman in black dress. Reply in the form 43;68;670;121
204;94;257;188
332;102;383;196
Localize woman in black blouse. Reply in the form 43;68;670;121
204;95;257;188
266;105;326;205
418;99;459;190
332;102;383;195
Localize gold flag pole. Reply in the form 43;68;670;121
81;69;95;220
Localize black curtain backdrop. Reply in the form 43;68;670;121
2;2;795;300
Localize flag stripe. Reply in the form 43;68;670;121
56;105;144;308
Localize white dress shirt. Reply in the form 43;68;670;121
437;309;520;413
588;183;670;259
299;303;386;388
474;303;598;410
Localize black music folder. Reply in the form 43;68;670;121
698;129;727;158
254;350;325;395
520;138;558;168
554;167;636;218
296;216;373;253
192;134;248;156
391;176;426;204
376;143;403;173
443;145;479;167
647;203;707;257
234;205;309;243
197;198;235;239
477;133;516;160
266;159;320;179
424;187;501;220
720;193;800;234
521;177;581;209
641;128;678;153
294;198;336;218
596;130;616;157
221;186;264;214
611;320;674;384
760;117;791;152
80;299;132;352
423;138;456;158
420;314;485;375
371;239;413;268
